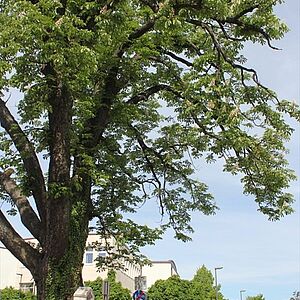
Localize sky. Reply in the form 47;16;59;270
1;1;299;300
139;1;300;300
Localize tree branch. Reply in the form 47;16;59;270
0;169;42;243
217;8;280;50
0;210;40;273
47;79;72;185
127;84;174;104
87;66;120;146
117;18;156;57
158;47;194;67
226;4;259;21
85;16;158;146
0;98;47;223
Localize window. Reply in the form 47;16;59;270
85;246;94;264
98;251;107;258
85;252;93;264
20;282;34;293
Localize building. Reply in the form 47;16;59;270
0;234;178;293
81;233;141;291
0;246;28;291
141;260;178;290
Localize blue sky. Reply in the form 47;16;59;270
140;1;300;300
1;1;299;300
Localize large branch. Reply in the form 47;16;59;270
0;169;42;243
158;47;194;67
127;84;174;104
0;99;47;223
87;18;158;144
87;66;120;146
0;210;40;273
116;18;156;57
48;81;72;185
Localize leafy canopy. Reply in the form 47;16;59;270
0;0;299;262
147;275;192;300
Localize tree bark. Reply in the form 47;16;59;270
33;196;90;300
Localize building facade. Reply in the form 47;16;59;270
0;234;178;293
141;260;178;290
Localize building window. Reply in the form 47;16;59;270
85;252;93;264
20;282;34;293
98;251;107;258
85;246;94;264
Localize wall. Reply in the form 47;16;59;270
141;261;178;290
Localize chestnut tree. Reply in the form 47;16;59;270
0;0;299;299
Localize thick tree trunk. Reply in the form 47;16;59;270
35;248;84;300
34;199;89;300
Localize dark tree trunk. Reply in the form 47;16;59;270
34;202;89;300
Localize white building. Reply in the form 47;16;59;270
0;246;27;290
0;234;178;293
141;260;178;290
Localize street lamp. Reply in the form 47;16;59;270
214;267;223;300
16;273;23;286
16;273;23;298
240;289;246;300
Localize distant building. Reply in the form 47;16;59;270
0;234;178;293
82;233;141;291
0;246;29;291
141;260;178;290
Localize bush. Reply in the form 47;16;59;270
0;287;36;300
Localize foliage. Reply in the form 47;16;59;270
191;265;223;300
246;294;265;300
290;291;300;300
0;0;299;298
107;271;132;300
84;271;131;300
0;287;36;300
148;266;224;300
84;278;103;300
147;275;192;300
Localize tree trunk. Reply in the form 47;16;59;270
34;200;89;300
35;248;84;300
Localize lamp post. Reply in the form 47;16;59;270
214;267;223;300
16;273;23;287
240;289;246;300
16;273;23;298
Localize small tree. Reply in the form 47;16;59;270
148;266;224;300
191;265;222;300
147;276;192;300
